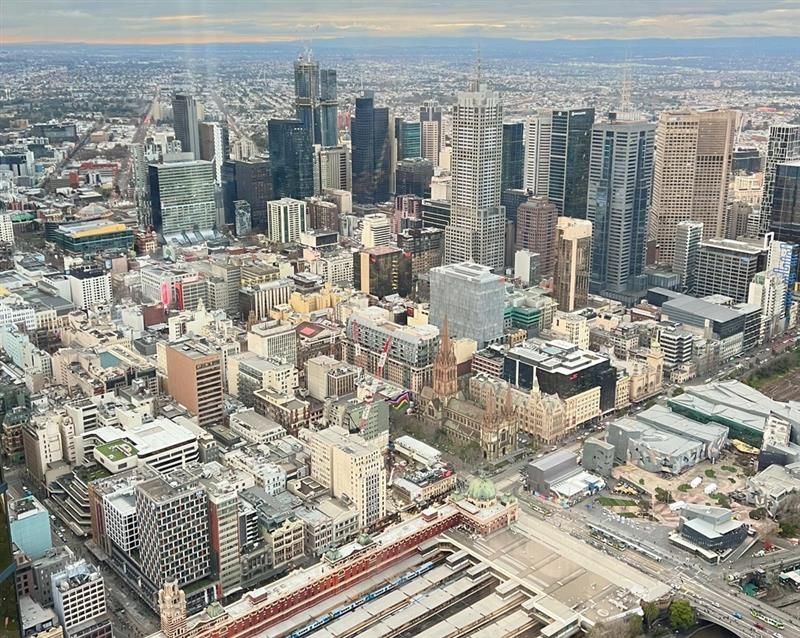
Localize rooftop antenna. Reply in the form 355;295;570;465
470;43;482;91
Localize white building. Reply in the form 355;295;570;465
68;268;112;310
523;110;552;196
313;145;352;193
361;213;391;248
748;271;786;344
268;198;307;244
0;213;14;243
103;488;139;553
51;560;108;634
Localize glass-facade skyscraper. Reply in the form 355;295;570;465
587;118;655;294
267;119;314;200
320;69;339;146
548;108;594;219
293;52;338;147
501;122;525;192
148;160;217;234
771;160;800;244
172;92;200;160
394;119;421;160
352;92;391;204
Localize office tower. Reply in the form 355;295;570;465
68;266;112;310
268;198;307;244
320;69;339;146
361;213;391;248
587;119;655;294
771;160;800;244
514;250;540;286
394;119;422;160
553;217;592;311
762;125;800;234
294;52;320;144
766;238;799;314
353;246;412;298
51;560;111;638
672;221;703;293
352;92;391;204
421;199;450;230
547;108;594;219
732;147;762;174
165;340;224;428
312;145;351;193
221;159;238;225
131;142;150;226
397;227;444;280
395;157;433;198
420;99;443;166
136;469;210;592
501;122;525;191
748;271;786;343
649;109;738;264
148;160;216;234
429;262;505;348
515;196;558;276
233;158;271;232
523;111;553;195
307;197;340;232
444;76;505;271
172;93;200;159
694;238;764;303
728;201;753;240
310;427;386;528
198;121;229;184
234;200;252;236
267;119;314;200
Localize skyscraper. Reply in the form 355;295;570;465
267;119;314;199
148;160;216;234
501;122;525;191
764;126;800;234
233;158;271;232
548;108;594;218
394;119;422;160
772;160;800;244
515;196;558;276
352;92;391;204
523;111;552;196
293;52;320;144
320;69;339;146
198;121;229;184
649;109;738;264
553;217;592;312
587;118;655;294
420;99;443;166
312;145;351;193
694;238;764;303
395;157;433;198
172;93;200;160
268;198;307;244
672;221;703;294
443;76;505;272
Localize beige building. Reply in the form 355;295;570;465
164;339;224;428
550;311;590;349
553;217;592;312
649;109;738;264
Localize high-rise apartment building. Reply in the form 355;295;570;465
501;122;525;191
587;118;655;294
762;125;800;234
361;213;391;248
320;69;339;147
420;100;443;166
293;52;338;147
51;560;111;638
198;121;229;184
429;262;505;348
649;109;738;264
548;108;594;218
268;198;307;244
771;160;800;244
748;271;786;344
312;145;351;194
172;93;200;160
694;238;764;303
766;238;799;314
352;92;391;204
553;217;592;311
148;160;216;234
444;77;505;271
306;197;340;232
515;196;558;276
267;119;314;200
165;339;224;428
523;111;552;196
672;221;704;293
136;468;210;593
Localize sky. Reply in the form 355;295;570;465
2;0;800;45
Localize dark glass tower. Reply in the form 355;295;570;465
267;119;314;200
501;122;525;191
172;93;200;159
234;159;272;232
352;92;391;204
222;159;238;225
548;108;595;219
320;69;339;147
771;160;800;244
395;119;422;160
294;52;338;147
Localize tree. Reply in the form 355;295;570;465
668;599;696;631
642;601;661;629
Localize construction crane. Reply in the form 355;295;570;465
376;335;393;379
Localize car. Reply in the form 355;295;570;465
733;611;743;619
754;623;766;631
772;633;783;638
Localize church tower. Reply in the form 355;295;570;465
433;317;458;399
159;580;188;638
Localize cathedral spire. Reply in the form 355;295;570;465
530;367;540;395
432;317;458;399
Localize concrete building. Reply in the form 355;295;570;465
247;320;297;366
419;99;443;166
581;438;615;476
10;496;52;560
429;262;505;348
68;267;112;311
672;221;703;294
678;504;746;552
746;462;800;516
360;213;391;248
525;449;604;500
694;238;764;303
515;197;558;276
649;109;738;264
353;246;412;299
148;160;216;235
51;560;110;638
165;339;224;428
553;217;592;311
239;279;293;323
268;198;307;244
312;145;351;194
748;271;786;344
551;311;590;349
198;121;228;184
523;110;552;196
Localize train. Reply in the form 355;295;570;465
751;608;785;629
287;561;436;638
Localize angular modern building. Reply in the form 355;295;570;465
771;160;800;244
762;124;800;234
293;52;338;146
394;118;421;160
547;108;594;219
353;246;412;299
419;99;443;166
553;217;592;312
501;122;525;192
429;262;505;348
267;119;314;200
352;92;391;204
148;160;216;234
587;118;655;294
172;93;200;160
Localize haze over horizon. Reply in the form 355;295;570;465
3;0;800;45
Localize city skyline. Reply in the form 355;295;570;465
3;0;800;44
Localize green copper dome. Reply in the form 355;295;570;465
466;477;496;502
